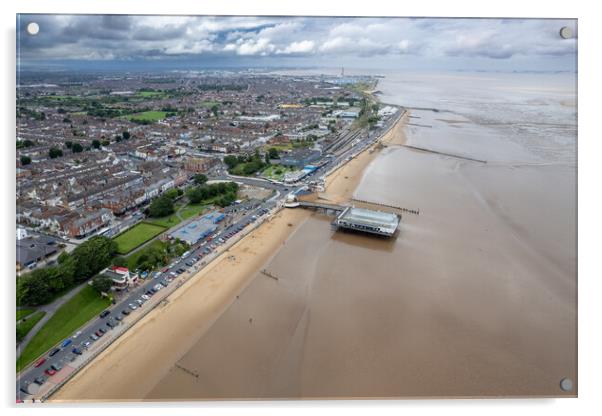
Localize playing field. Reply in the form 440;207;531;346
125;110;168;122
113;222;167;254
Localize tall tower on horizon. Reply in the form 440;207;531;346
341;66;344;77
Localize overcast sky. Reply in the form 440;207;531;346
17;15;577;72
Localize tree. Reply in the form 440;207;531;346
193;173;208;185
187;187;204;204
223;155;239;169
210;104;219;117
48;147;63;159
92;139;101;149
65;140;73;149
101;140;110;146
91;276;113;294
122;131;130;140
112;256;127;267
268;147;279;159
71;143;83;153
20;155;31;165
265;152;270;164
148;194;175;217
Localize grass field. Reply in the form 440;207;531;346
17;309;35;321
147;213;182;229
148;203;208;228
137;91;167;98
16;311;46;343
16;286;110;372
113;222;167;254
179;203;207;220
125;110;168;122
261;164;297;181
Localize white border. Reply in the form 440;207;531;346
2;1;600;415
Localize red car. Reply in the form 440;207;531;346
44;367;56;376
162;267;169;273
34;358;46;368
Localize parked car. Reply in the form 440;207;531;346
106;321;116;328
51;362;63;372
82;341;91;349
60;339;72;348
72;348;83;355
122;309;130;315
90;334;99;341
136;299;143;306
99;310;110;319
49;348;60;357
34;358;46;368
128;303;137;311
33;376;46;385
72;330;82;339
44;367;56;376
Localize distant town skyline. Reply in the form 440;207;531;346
18;15;577;72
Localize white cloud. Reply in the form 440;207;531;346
278;40;315;54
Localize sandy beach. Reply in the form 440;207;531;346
50;112;408;402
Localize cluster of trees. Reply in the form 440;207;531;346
192;173;208;185
187;181;239;208
133;239;189;273
114;131;130;142
147;188;183;218
20;155;31;165
48;147;63;159
17;237;117;306
224;151;268;176
16;139;35;149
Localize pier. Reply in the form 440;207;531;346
285;199;400;237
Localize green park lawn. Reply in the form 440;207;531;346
137;91;167;98
125;110;168;122
17;309;35;321
16;286;110;372
199;100;220;108
113;222;167;254
179;203;207;220
148;213;182;229
261;165;296;181
16;311;46;343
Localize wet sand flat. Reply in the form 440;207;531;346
147;145;576;399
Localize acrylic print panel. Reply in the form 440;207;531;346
15;14;577;402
